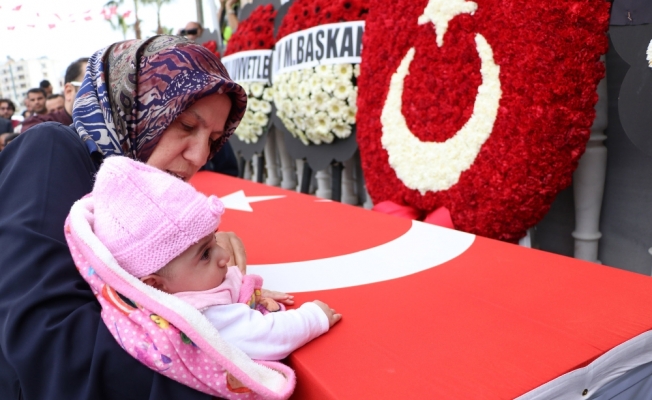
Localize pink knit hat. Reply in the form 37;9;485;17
92;156;225;278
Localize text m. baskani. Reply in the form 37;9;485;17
273;21;365;76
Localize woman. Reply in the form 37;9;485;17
0;36;279;399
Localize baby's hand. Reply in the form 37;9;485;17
313;300;342;328
261;288;294;305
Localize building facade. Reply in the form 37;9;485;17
0;57;64;116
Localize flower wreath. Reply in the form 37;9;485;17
223;4;277;144
356;0;610;241
273;0;369;145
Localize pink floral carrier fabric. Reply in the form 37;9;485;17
64;196;295;399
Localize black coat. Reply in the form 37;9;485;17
0;123;211;399
0;117;12;134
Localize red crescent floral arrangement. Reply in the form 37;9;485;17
223;4;276;56
356;0;610;242
223;4;277;143
273;0;369;145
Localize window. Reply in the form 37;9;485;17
20;83;26;88
16;66;23;71
17;75;24;80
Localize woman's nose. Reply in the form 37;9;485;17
184;134;211;168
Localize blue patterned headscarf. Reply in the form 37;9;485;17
73;35;247;161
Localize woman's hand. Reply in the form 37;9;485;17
214;231;247;274
261;289;295;306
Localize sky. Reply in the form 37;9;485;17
0;0;213;77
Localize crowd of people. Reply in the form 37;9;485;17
0;0;249;153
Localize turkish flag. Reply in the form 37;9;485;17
191;171;652;398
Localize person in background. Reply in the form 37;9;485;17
180;21;204;43
0;133;18;151
39;80;53;97
0;99;18;130
46;94;65;114
21;58;88;132
219;0;240;44
26;88;47;116
0;119;12;136
0;99;14;120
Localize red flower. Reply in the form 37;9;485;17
224;4;277;56
356;0;610;242
202;40;219;57
277;0;369;40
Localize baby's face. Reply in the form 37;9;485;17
157;233;230;293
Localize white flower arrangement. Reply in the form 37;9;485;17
273;63;359;145
647;39;652;68
234;81;274;144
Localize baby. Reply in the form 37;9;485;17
91;156;341;361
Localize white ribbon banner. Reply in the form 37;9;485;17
222;49;273;83
273;20;365;77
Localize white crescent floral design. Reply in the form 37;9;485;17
380;0;502;194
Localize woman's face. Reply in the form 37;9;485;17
147;93;232;181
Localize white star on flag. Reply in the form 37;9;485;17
219;190;285;212
418;0;477;47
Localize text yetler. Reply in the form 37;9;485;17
273;21;365;76
222;50;274;83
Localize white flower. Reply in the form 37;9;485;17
281;116;295;131
239;82;250;95
288;82;300;98
272;73;285;86
303;100;316;117
298;82;311;99
315;64;333;76
250;82;264;98
295;129;309;145
347;87;358;106
263;87;274;101
353;63;361;78
321;75;337;93
249;99;261;112
296;116;308;131
332;122;352;139
254;111;269;127
308;74;322;90
333;81;352;100
258;99;272;114
292;99;305;117
241;111;254;124
314;111;332;135
647;40;652;67
334;64;353;80
302;68;314;81
327;98;347;119
345;105;357;124
280;99;293;114
279;82;291;98
251;124;263;137
311;91;330;111
289;70;301;84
